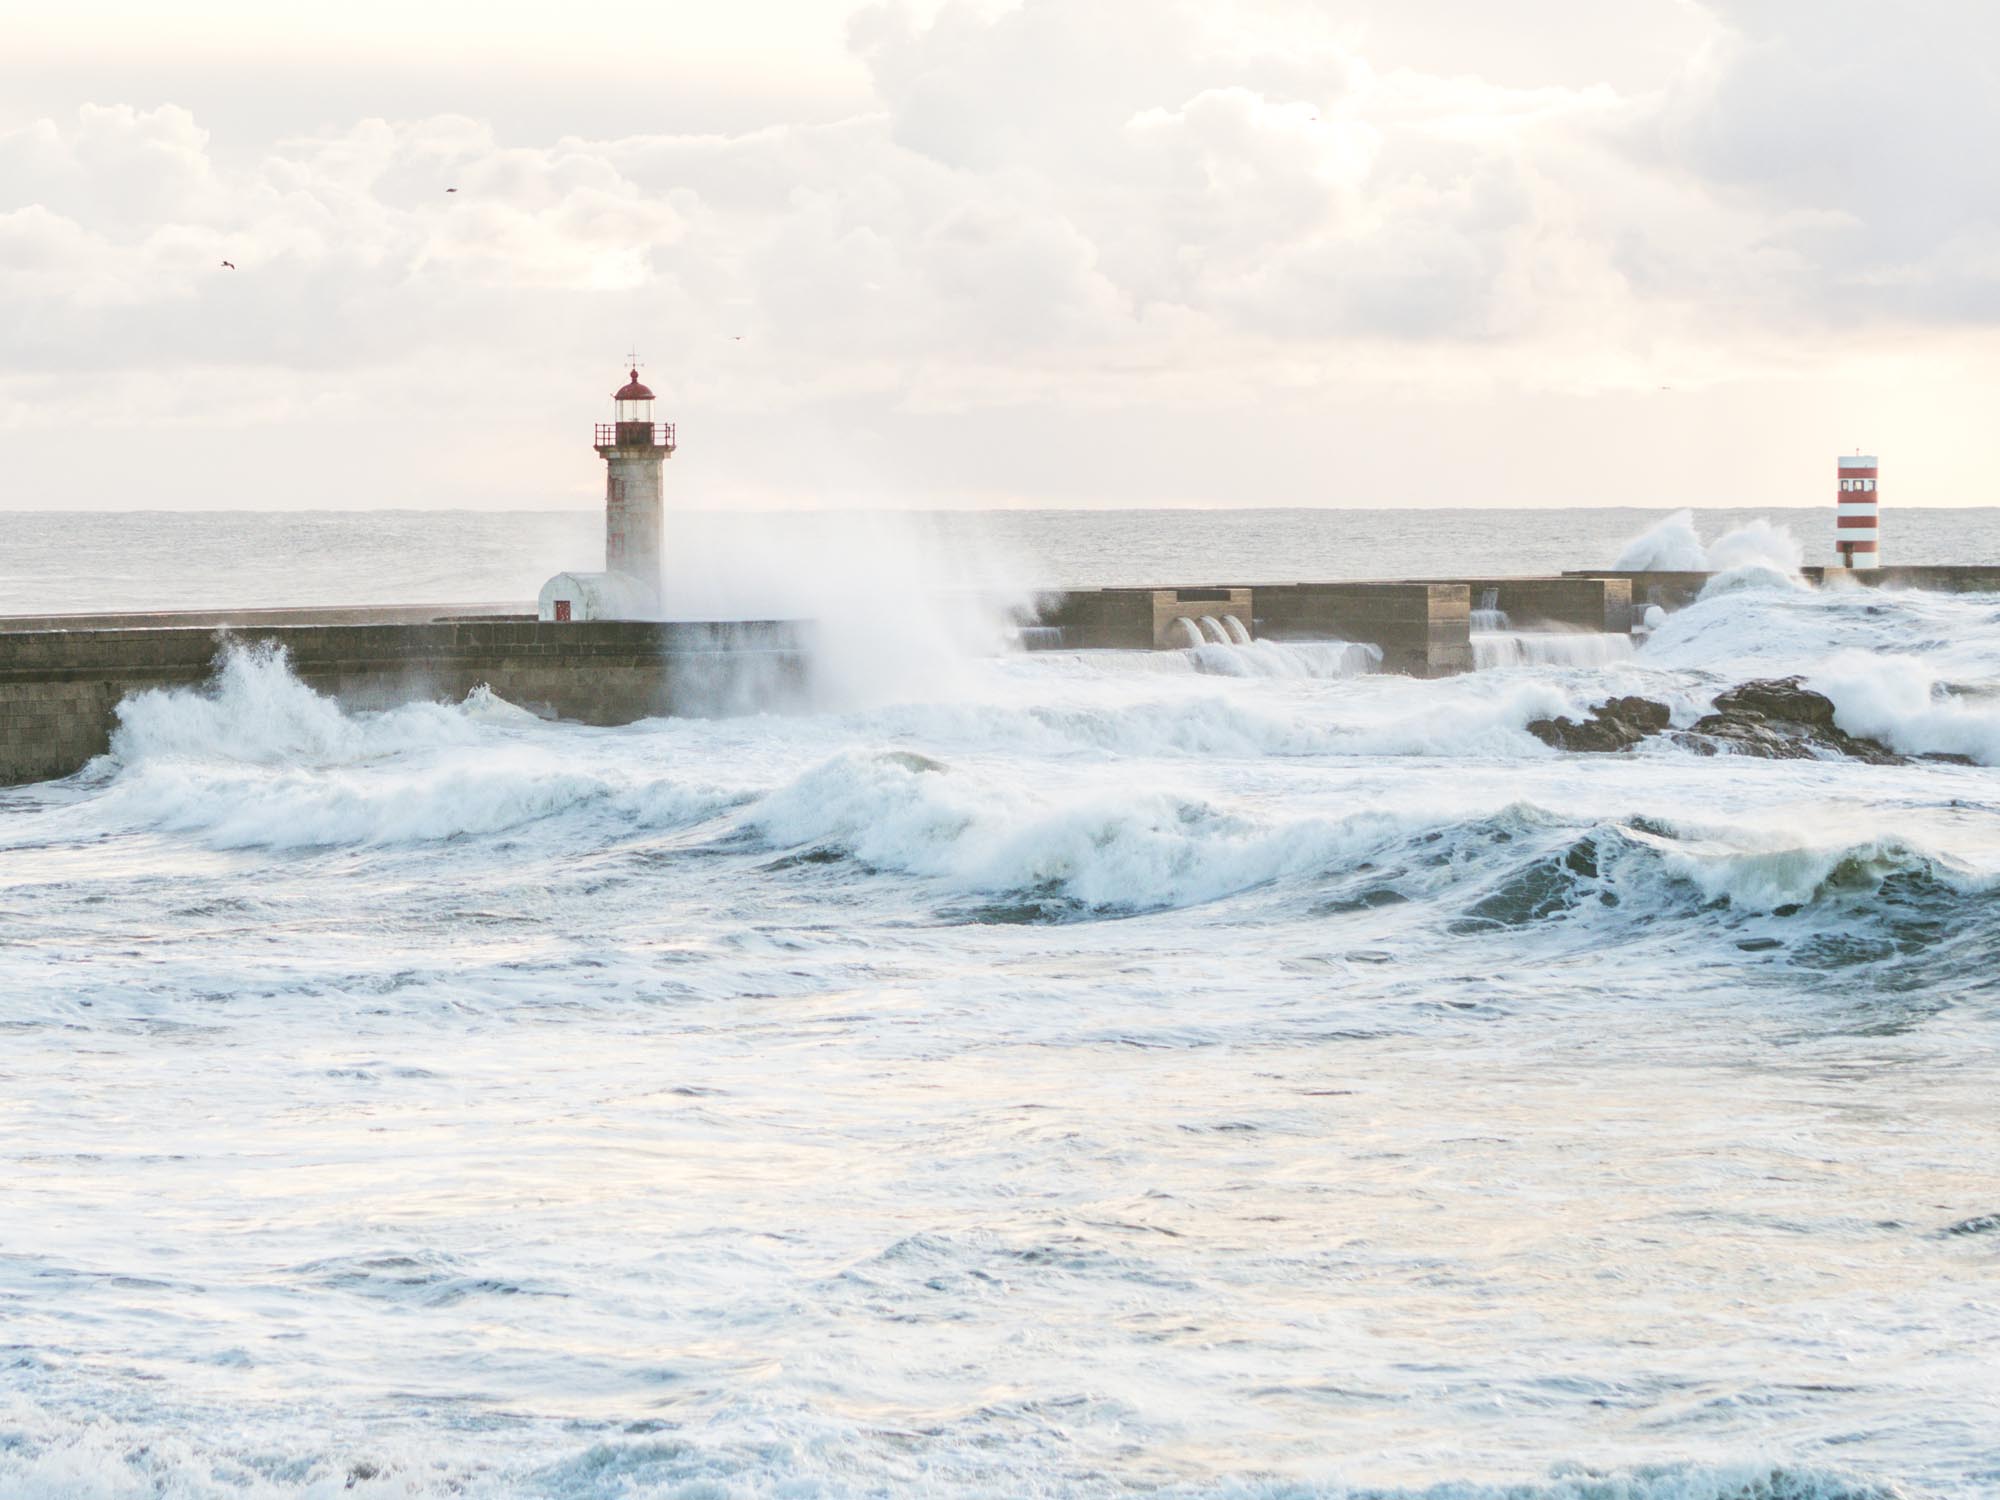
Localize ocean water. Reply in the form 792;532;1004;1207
2;510;1999;1500
4;506;2000;615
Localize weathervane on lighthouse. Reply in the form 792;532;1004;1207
538;359;678;622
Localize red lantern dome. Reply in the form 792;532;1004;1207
613;369;654;402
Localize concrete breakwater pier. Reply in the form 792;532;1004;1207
1575;565;2000;610
0;614;805;788
7;565;2000;788
1030;576;1633;674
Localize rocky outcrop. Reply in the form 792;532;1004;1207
1526;696;1670;753
1679;678;1903;764
1527;678;1916;763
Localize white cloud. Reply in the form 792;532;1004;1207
1;0;1996;509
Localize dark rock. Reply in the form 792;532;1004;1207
1712;676;1842;728
1679;676;1904;765
1526;695;1671;753
1527;678;1911;764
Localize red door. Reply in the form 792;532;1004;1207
554;599;572;621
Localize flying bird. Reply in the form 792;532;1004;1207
446;187;458;193
220;260;235;270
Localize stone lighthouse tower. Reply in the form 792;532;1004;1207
538;367;677;621
599;368;675;604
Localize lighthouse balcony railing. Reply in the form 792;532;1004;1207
595;422;676;450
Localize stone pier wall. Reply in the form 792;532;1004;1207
1254;583;1474;677
1570;565;2000;607
1028;587;1255;650
0;619;806;788
1458;577;1633;634
1029;582;1475;675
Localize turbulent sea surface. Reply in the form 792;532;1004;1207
2;509;1998;1499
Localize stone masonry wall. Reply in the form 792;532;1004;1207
0;620;805;788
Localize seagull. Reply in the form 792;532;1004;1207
446;187;458;193
731;335;744;340
220;260;235;270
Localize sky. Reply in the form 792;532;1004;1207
2;0;1996;511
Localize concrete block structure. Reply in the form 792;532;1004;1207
1564;570;1714;612
0;603;526;632
1451;577;1633;634
1148;588;1254;648
1027;588;1253;650
0;618;804;787
1254;582;1473;677
1570;565;2000;610
537;571;652;623
1862;566;2000;592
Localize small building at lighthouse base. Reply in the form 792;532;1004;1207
538;570;655;622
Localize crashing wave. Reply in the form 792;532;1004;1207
91;642;741;847
1615;510;1805;584
744;752;1995;931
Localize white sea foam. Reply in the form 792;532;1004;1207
747;747;1388;909
0;1400;1905;1500
1697;561;1807;599
98;754;741;849
1472;631;1635;670
743;748;1988;920
1187;638;1381;678
9;537;2000;1500
1629;821;1988;912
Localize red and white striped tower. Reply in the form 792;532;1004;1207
1835;454;1880;570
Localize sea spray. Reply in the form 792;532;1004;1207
1614;510;1806;584
1810;649;2000;765
1615;509;1709;571
659;509;1032;712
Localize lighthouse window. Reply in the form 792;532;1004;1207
1841;480;1851;491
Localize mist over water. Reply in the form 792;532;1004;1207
3;512;1999;1499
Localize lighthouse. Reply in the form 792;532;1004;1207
1835;454;1880;571
539;367;677;621
599;368;675;603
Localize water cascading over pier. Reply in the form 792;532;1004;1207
1468;586;1635;669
